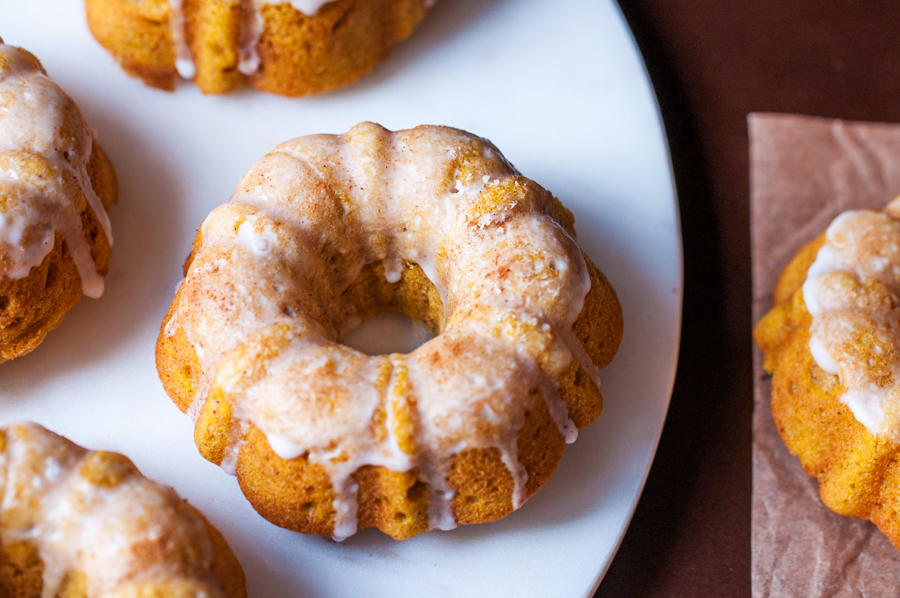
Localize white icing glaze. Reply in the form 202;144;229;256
287;0;334;12
168;0;196;79
0;43;112;298
803;199;900;441
0;193;54;278
235;219;279;256
166;123;596;538
237;1;266;76
0;423;226;596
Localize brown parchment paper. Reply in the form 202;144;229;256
751;113;900;597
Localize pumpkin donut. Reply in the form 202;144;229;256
157;122;623;540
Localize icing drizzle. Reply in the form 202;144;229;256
166;123;596;539
803;198;900;441
0;42;112;298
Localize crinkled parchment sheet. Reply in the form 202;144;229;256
751;113;900;597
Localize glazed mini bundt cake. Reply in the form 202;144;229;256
156;122;623;541
0;422;246;597
85;0;432;95
756;197;900;548
0;41;116;364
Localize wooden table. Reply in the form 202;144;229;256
595;2;900;595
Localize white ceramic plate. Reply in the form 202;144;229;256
1;0;681;596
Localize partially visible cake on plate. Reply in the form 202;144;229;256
85;0;433;95
0;422;246;597
0;40;116;363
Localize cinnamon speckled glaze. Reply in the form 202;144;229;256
157;123;624;540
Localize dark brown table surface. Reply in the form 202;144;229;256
593;2;900;596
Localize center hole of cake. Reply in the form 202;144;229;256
343;311;434;356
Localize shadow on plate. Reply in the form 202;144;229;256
331;0;510;98
232;532;323;598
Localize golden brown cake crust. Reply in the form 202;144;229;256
755;228;900;549
85;0;177;91
85;0;429;96
155;123;624;540
0;44;118;364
